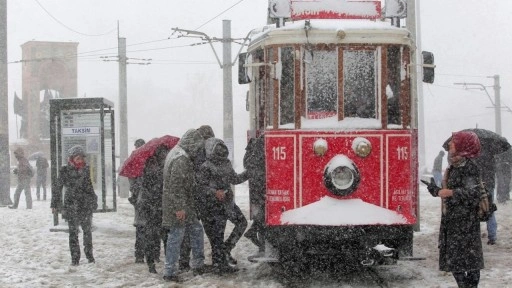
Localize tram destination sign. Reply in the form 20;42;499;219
269;0;381;20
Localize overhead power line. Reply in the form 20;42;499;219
34;0;116;37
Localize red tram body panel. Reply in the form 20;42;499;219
265;130;418;226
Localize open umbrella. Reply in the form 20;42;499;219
119;135;179;178
28;151;44;161
442;128;511;157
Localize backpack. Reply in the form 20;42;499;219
477;177;497;222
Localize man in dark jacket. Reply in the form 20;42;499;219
197;137;248;274
9;147;33;209
35;155;49;201
139;144;169;274
162;129;205;282
243;136;266;255
51;145;98;266
128;138;145;264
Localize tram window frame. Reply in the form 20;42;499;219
279;46;295;126
386;45;402;126
342;48;378;120
304;47;338;120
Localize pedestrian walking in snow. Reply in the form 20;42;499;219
35;155;49;201
51;145;98;266
425;131;484;288
9;147;33;209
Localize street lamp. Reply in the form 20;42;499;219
454;75;501;135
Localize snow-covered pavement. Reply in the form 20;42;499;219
1;183;511;287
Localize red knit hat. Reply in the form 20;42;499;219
451;131;481;158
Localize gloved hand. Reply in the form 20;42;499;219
421;177;440;197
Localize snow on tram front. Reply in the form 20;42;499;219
239;0;433;267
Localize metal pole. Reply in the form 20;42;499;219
118;37;129;198
0;0;12;206
223;20;234;163
493;75;501;135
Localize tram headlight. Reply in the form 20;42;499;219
313;138;328;156
352;137;372;158
323;155;360;196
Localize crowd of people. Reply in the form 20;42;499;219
123;125;266;282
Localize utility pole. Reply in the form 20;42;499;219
0;0;12;206
170;21;250;164
454;75;501;136
492;75;501;135
118;34;129;197
223;20;234;163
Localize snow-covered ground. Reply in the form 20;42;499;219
1;183;511;288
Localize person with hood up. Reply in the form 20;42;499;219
197;137;248;274
162;129;206;282
51;145;98;266
9;147;33;209
138;144;170;274
423;131;484;288
178;124;216;271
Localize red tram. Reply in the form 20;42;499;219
239;0;432;266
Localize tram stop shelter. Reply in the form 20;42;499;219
49;98;116;227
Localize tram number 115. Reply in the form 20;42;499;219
272;147;287;160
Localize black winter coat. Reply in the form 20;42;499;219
138;156;165;227
243;136;266;206
439;159;484;272
197;138;248;217
52;165;98;219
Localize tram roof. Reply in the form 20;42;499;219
247;19;411;51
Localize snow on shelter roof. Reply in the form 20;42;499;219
248;19;411;49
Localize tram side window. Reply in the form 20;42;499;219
306;50;337;119
387;46;401;125
266;48;274;127
343;50;377;119
280;47;294;125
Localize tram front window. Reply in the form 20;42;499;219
343;50;377;119
306;50;337;119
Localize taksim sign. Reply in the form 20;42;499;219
269;0;381;20
62;127;100;135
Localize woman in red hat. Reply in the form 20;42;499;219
425;131;484;288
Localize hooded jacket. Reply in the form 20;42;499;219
196;138;248;216
162;129;204;227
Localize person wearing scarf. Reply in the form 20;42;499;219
51;145;98;266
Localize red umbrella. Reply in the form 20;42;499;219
119;135;179;178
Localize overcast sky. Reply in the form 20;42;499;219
6;0;512;169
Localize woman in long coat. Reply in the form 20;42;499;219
427;131;484;288
51;145;98;266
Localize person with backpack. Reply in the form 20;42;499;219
423;131;484;288
9;147;33;209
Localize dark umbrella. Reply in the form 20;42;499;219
442;128;510;157
119;135;179;178
28;151;44;161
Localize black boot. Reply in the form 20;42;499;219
148;263;157;274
